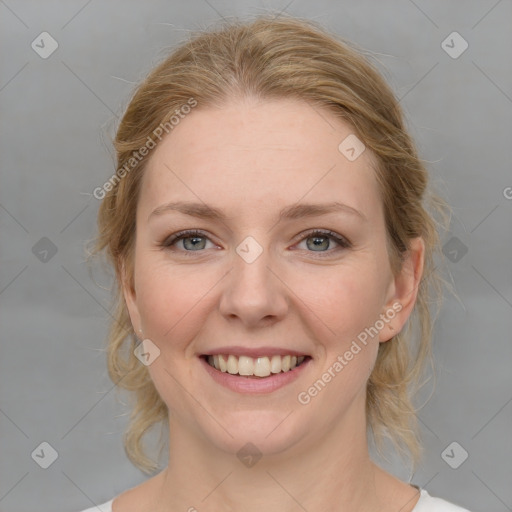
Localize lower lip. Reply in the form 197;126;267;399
200;356;311;394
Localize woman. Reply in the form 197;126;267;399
83;15;471;512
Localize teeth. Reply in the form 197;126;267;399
270;355;281;373
206;354;306;377
218;354;227;372
238;356;254;376
254;357;270;377
227;354;238;374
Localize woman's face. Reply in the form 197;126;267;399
123;97;421;457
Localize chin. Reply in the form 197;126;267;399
205;408;309;458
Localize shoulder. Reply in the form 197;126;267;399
413;489;472;512
76;498;114;512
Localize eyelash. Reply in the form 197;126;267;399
160;229;352;257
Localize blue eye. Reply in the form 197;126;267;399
296;230;351;253
161;229;351;256
162;230;214;252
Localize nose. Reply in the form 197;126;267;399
218;244;289;327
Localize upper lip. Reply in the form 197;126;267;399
200;346;310;358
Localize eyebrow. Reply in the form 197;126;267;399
148;200;366;222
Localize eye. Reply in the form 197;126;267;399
161;230;217;252
160;229;351;256
295;229;351;254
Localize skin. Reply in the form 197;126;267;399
118;97;425;512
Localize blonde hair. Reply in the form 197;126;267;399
92;15;447;474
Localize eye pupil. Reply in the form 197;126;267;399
183;236;206;250
307;236;329;251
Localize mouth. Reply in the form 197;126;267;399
201;353;311;379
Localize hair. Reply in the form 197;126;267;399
91;14;448;474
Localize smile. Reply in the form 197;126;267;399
199;352;312;394
205;354;308;378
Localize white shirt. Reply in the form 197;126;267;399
77;488;471;511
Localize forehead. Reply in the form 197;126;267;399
138;98;382;223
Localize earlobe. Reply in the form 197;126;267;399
379;237;425;342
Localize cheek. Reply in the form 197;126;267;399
293;258;388;342
293;262;386;412
134;258;217;350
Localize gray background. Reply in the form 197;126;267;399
1;1;511;511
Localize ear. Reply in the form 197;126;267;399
379;237;425;342
120;257;142;335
